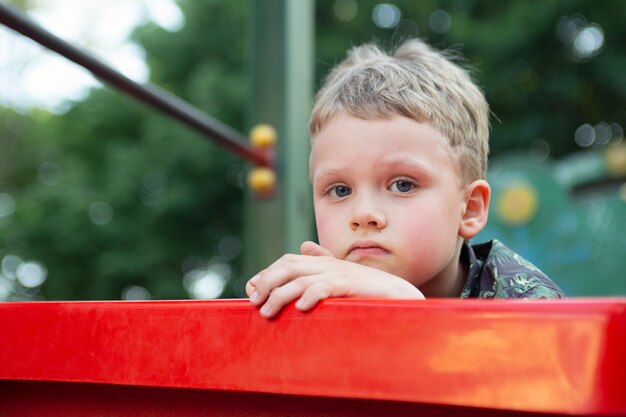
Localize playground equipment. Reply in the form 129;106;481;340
479;147;626;296
0;2;272;169
1;298;625;416
248;124;278;196
0;1;314;276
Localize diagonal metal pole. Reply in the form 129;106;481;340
0;2;272;167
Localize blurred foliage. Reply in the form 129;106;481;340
1;0;625;300
1;0;248;300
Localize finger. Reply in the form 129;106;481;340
245;280;255;298
248;274;259;287
245;274;259;298
295;278;349;311
260;275;321;318
251;255;324;305
300;241;334;257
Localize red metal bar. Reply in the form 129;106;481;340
0;2;272;167
0;299;625;416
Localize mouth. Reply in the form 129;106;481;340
347;241;390;259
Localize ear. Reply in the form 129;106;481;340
459;179;491;240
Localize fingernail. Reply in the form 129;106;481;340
250;291;258;304
260;304;271;317
295;298;306;310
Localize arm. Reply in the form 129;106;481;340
246;241;424;318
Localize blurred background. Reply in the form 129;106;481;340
0;0;624;301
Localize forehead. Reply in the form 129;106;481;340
310;114;459;179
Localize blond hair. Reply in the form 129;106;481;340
309;39;490;183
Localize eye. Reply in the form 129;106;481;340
389;179;415;193
327;184;352;198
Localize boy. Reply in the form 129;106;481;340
247;39;564;318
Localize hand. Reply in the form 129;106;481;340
246;241;424;318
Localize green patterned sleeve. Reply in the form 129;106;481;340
487;241;565;299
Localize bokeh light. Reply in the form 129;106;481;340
16;261;47;288
594;122;612;146
528;139;550;162
556;14;604;61
574;122;625;149
0;276;12;300
0;193;16;217
89;201;113;225
2;254;22;279
122;285;151;300
573;24;604;59
334;0;358;22
575;124;595;147
610;123;623;144
183;262;230;299
429;9;451;34
218;235;242;261
556;14;586;43
372;3;401;29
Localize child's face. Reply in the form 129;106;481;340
310;113;469;292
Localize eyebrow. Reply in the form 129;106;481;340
311;168;344;184
312;156;435;184
376;156;435;175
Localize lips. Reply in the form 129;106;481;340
347;240;390;259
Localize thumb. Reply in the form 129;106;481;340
300;241;334;257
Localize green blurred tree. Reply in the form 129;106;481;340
1;0;248;300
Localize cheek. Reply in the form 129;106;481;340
314;206;334;242
314;205;344;254
393;208;461;280
396;215;435;249
395;200;460;245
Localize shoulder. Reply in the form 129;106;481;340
471;240;565;299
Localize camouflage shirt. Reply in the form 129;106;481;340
460;240;565;299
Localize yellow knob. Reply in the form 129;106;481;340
250;124;277;148
248;167;276;195
496;182;539;227
606;144;626;177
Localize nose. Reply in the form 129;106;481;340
350;194;387;231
